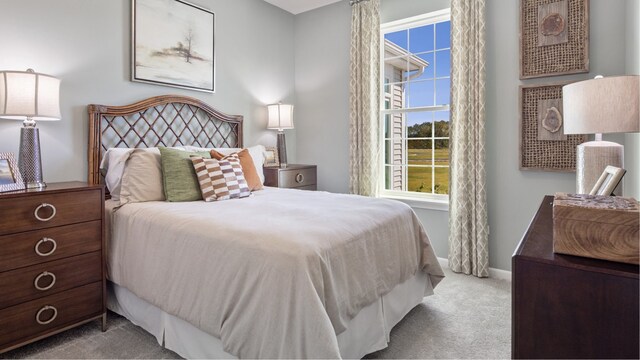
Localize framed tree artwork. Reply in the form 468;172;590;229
520;0;589;79
132;0;215;92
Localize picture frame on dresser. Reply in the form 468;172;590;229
0;152;24;193
590;165;626;196
264;146;279;167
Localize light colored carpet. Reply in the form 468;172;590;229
2;268;511;359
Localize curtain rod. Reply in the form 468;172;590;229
350;0;370;5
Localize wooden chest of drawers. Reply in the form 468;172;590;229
512;196;639;359
264;164;317;190
0;182;105;354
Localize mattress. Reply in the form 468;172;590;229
105;187;444;358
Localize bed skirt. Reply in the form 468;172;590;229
107;271;432;359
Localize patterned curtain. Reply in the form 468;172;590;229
448;0;490;277
349;0;381;197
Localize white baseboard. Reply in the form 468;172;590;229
437;257;512;281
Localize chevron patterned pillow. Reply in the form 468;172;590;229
191;155;251;201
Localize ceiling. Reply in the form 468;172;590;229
263;0;343;15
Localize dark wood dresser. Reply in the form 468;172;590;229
512;195;639;359
0;182;105;354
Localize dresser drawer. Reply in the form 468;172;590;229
0;221;102;273
0;188;102;236
279;167;317;188
0;252;102;310
0;281;102;348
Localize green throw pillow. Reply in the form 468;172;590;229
159;147;211;202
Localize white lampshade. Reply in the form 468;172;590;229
0;69;61;121
563;75;639;135
267;103;294;131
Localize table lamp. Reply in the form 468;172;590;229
267;103;294;167
0;69;61;189
563;75;640;195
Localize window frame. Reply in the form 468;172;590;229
379;9;452;208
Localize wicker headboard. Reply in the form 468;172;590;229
87;95;243;186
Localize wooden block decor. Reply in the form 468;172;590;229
553;193;640;265
520;83;586;171
537;98;567;141
538;0;568;46
520;0;589;79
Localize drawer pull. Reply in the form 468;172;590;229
35;305;58;325
295;173;305;184
34;271;56;291
34;203;57;222
35;237;57;257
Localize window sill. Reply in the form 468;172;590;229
382;194;449;212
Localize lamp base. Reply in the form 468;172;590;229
277;131;288;168
18;126;46;189
576;140;623;195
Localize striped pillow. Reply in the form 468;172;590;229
191;155;251;201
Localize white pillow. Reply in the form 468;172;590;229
119;148;165;205
100;148;134;201
246;145;266;184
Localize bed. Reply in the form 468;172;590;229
87;95;445;359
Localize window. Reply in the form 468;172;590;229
380;10;451;203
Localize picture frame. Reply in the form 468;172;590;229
520;0;589;79
590;166;626;196
0;152;25;193
132;0;215;93
519;82;587;172
264;147;280;167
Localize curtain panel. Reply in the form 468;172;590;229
349;0;381;197
448;0;490;277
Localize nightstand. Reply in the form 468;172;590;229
0;182;105;354
512;196;639;359
264;164;317;190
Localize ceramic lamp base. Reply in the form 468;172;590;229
576;140;623;195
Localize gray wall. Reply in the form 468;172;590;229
295;0;632;271
625;0;640;200
0;0;295;182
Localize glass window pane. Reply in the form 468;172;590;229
386;165;404;191
407;140;432;165
384;113;391;138
435;21;450;49
434;139;449;165
408;166;433;193
407;80;434;107
385;30;408;51
384;57;408;82
409;24;434;53
434;166;449;194
435;50;450;78
434;111;450;137
407;111;433;138
435;78;450;105
412;52;434;80
384;139;392;165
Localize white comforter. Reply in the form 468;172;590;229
108;187;444;358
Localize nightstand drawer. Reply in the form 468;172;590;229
0;188;102;236
0;221;102;273
0;282;102;349
279;167;317;188
0;252;102;309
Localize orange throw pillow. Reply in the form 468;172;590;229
210;149;264;191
